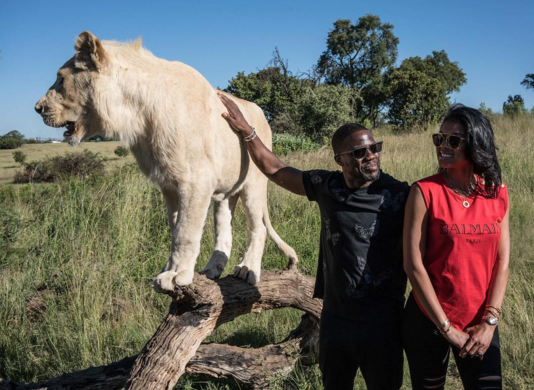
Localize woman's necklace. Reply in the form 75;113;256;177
443;172;477;208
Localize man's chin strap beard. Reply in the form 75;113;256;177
360;168;381;183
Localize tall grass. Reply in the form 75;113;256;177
0;116;533;389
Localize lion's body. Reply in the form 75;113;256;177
35;32;297;290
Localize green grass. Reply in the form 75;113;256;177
0;116;533;389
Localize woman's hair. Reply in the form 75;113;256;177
441;104;502;198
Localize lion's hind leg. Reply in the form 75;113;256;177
200;194;239;280
234;184;267;285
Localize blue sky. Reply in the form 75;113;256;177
1;0;533;138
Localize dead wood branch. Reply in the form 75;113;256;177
1;267;321;390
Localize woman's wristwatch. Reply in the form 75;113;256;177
482;315;499;326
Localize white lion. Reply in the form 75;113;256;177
35;31;297;292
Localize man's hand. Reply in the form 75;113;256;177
218;92;254;136
216;91;305;196
459;323;496;360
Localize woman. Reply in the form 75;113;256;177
403;104;510;390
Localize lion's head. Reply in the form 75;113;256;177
35;31;108;146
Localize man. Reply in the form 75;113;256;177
218;93;409;390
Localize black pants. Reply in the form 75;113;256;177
402;294;502;390
319;309;403;390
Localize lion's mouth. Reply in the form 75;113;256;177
63;122;77;137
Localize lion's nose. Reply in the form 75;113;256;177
35;102;43;114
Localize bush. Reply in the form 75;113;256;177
14;150;106;183
0;137;23;149
114;146;130;157
478;103;493;117
25;138;41;144
12;151;27;165
272;133;321;156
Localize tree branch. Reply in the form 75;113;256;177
1;268;322;390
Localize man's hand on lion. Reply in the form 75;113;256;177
218;92;255;137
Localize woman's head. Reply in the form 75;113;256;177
437;104;502;197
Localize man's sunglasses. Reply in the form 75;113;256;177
432;133;466;149
335;141;383;159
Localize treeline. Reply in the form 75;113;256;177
224;14;531;141
0;131;112;149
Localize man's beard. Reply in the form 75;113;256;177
358;160;381;183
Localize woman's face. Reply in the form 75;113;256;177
436;120;470;170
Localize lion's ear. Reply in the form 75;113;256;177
74;31;108;71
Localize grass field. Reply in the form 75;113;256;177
0;141;135;184
0;116;533;389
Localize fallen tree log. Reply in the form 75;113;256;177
0;266;322;390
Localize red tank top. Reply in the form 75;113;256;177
414;173;508;331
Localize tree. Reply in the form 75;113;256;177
316;15;399;124
225;49;308;128
398;50;466;95
226;69;356;140
503;94;527;116
2;130;25;140
12;151;27;165
521;74;534;91
385;51;465;132
386;69;449;131
225;68;300;123
296;84;359;141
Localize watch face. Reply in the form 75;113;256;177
485;316;498;325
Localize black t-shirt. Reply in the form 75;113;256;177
303;169;410;323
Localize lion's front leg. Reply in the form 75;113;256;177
153;185;212;293
200;194;239;280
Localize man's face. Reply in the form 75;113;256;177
334;130;381;184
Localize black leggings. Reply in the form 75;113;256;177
319;309;404;390
402;294;502;390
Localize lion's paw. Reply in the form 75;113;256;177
199;263;224;280
173;270;194;286
152;270;195;293
152;271;178;293
234;265;261;285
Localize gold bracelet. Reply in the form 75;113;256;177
485;305;501;315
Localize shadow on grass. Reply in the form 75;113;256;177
214;326;272;349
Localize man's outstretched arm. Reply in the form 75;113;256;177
218;92;306;196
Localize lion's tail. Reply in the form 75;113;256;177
262;203;299;269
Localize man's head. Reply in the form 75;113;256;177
332;123;381;187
